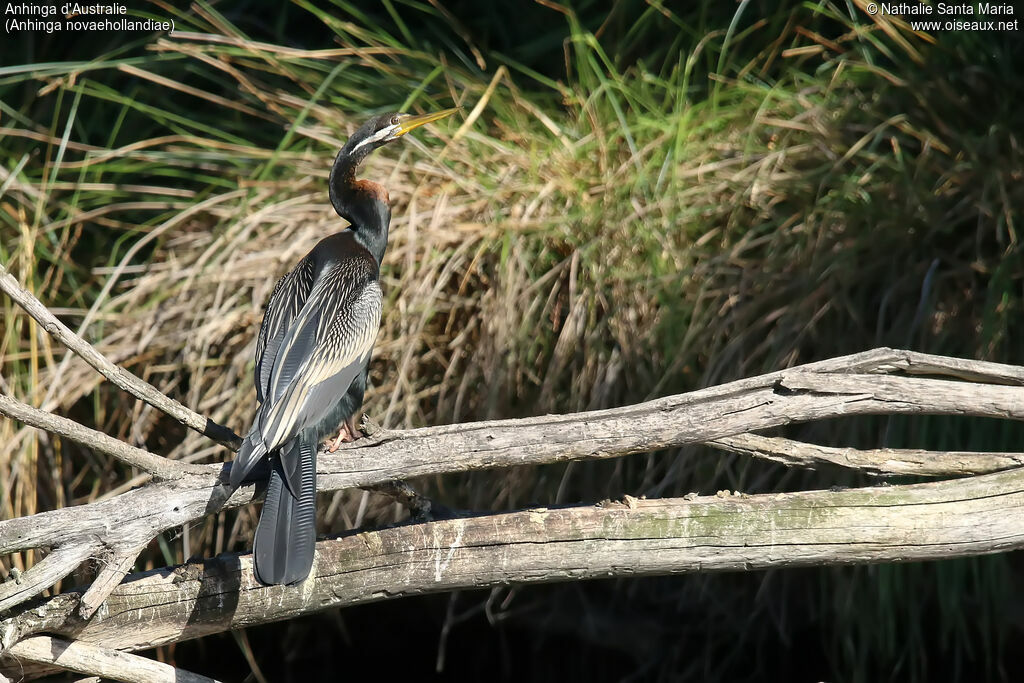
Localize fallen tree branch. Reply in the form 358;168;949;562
0;394;207;480
6;635;217;683
1;348;1023;617
0;266;241;449
311;367;1024;487
78;543;149;620
708;433;1024;476
3;469;1024;679
0;545;96;616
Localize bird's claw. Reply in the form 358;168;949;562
327;416;364;452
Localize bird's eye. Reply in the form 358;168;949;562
391;115;401;125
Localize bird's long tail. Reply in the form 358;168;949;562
252;434;317;585
229;398;273;490
229;432;267;490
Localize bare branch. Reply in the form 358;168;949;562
362;480;441;519
0;544;97;614
78;544;148;620
0;266;241;449
7;636;218;683
2;470;1023;674
777;371;1024;418
0;394;207;480
316;370;1024;486
709;433;1024;476
841;348;1024;385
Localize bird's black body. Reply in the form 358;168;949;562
230;108;457;585
237;233;382;585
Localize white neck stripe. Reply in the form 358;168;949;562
351;125;396;153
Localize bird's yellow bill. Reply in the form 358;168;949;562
396;107;459;136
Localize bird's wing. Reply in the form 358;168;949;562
240;260;382;493
254;255;317;404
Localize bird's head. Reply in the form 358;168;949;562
330;107;458;263
341;107;460;159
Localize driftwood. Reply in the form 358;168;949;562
5;636;217;683
2;261;1024;681
6;475;1024;670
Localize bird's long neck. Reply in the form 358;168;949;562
328;149;391;267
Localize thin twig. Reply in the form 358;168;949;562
0;266;241;449
0;394;207;480
362;480;455;520
709;433;1024;477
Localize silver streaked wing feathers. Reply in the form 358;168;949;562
255;256;316;403
257;268;382;453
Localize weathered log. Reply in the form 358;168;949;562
3;470;1024;680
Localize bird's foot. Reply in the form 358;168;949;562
327;416;363;453
327;431;345;453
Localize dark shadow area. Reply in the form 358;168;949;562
181;552;244;644
167;565;1024;683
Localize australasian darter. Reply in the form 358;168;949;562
229;107;458;586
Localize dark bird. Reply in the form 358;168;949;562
230;107;458;585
